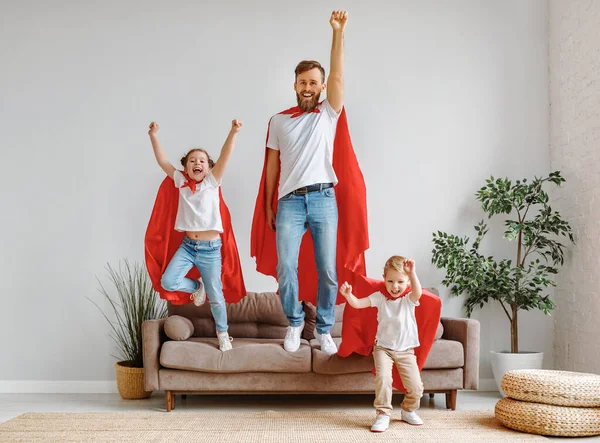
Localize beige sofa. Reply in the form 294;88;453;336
143;292;480;412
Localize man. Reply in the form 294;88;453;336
264;11;348;355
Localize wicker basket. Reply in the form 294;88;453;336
115;361;152;400
501;369;600;407
495;397;600;437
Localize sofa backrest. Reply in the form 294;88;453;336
167;289;439;340
169;292;289;338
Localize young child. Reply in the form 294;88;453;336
148;119;242;352
339;256;424;432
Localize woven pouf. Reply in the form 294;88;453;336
496;397;600;437
501;369;600;407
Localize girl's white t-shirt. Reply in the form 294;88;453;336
368;292;420;351
173;170;223;233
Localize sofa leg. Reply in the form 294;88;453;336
445;390;457;410
166;391;172;412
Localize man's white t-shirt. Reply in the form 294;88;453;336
173;170;223;233
368;292;420;352
267;99;340;198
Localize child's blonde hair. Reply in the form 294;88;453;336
383;255;408;277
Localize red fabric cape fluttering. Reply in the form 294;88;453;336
250;106;370;305
144;175;246;305
337;276;442;391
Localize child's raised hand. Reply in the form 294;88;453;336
148;122;160;136
403;258;416;275
231;119;243;133
339;282;352;298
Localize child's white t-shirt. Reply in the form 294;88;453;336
266;99;340;198
368;292;420;351
173;170;223;233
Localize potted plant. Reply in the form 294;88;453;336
89;259;167;399
431;171;574;394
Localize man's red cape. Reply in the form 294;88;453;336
338;276;442;391
250;106;370;305
144;176;246;305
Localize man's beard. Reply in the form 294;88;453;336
296;92;321;112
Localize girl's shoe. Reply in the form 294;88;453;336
217;331;233;352
190;279;206;306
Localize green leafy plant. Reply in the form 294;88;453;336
89;260;167;368
431;171;574;353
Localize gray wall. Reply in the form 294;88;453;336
0;0;550;391
549;0;600;374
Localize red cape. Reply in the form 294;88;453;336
338;276;442;391
250;106;369;304
144;175;246;305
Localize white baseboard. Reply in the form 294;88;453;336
0;381;118;394
0;379;499;394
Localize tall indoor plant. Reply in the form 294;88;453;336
90;259;167;399
431;172;574;391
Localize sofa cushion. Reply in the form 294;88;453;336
422;339;464;369
302;302;345;340
160;338;311;373
311;337;464;374
435;321;444;340
311;338;374;375
164;315;194;341
168;292;289;338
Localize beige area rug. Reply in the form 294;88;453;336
0;410;549;442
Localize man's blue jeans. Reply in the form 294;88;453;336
275;186;338;334
161;237;228;332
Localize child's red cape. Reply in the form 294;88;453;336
338;276;442;391
144;176;246;305
250;106;370;305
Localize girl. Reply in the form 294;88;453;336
148;119;242;351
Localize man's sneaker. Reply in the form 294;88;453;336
370;413;390;432
283;321;304;353
217;331;233;352
401;409;423;425
314;330;338;355
190;279;206;306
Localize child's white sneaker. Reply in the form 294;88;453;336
401;409;423;425
217;331;233;352
283;321;304;352
190;279;206;306
314;330;338;355
370;413;390;432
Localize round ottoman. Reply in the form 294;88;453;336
501;369;600;407
496;397;600;437
495;370;600;437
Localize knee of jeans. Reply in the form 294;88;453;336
276;261;298;279
208;297;226;309
317;268;337;285
160;274;179;292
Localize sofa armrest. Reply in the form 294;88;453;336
142;318;168;391
440;317;480;390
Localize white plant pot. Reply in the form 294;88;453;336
490;351;544;396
